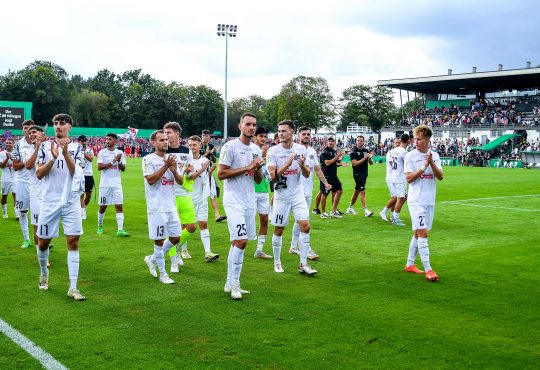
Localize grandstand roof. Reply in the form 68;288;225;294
377;67;540;95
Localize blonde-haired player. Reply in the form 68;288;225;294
403;125;443;281
185;135;219;263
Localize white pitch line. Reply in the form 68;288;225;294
443;202;540;212
443;194;540;204
0;318;68;370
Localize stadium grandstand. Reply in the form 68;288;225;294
377;63;540;168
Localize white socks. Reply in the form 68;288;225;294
154;245;165;275
382;207;389;213
406;236;418;267
256;235;266;252
200;229;211;253
291;223;300;249
417;237;432;271
272;234;282;264
1;204;6;215
163;240;175;255
116;213;124;230
37;247;49;276
299;232;310;265
97;211;105;227
226;246;234;285
392;212;400;220
230;246;244;287
19;211;29;240
67;250;80;290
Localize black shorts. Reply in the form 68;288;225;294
320;176;342;195
353;174;367;191
84;176;95;193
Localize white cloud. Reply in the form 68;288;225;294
1;0;535;102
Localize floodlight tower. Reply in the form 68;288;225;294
216;24;237;140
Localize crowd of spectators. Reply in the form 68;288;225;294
2;131;538;168
394;98;540;128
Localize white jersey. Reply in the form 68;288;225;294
391;146;408;183
142;153;177;213
385;149;393;182
167;145;193;197
219;138;262;210
404;149;442;206
37;140;84;205
82;146;94;176
300;146;319;197
267;143;308;202
0;150;14;183
191;156;210;204
12;137;35;184
97;148;125;188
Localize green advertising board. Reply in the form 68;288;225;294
0;101;32;130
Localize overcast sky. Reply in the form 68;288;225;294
1;0;539;100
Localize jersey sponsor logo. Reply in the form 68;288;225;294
420;174;434;179
245;169;255;177
283;169;298;175
161;177;174;185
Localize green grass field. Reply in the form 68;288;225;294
1;160;539;369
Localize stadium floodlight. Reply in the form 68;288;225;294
216;24;238;140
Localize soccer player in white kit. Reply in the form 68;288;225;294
36;114;86;300
267;120;317;276
218;112;264;300
289;126;331;260
403;125;443;282
0;138;16;218
12;120;36;248
142;130;184;284
390;133;410;226
97;133;129;236
26;126;49;245
185;135;220;262
252;126;273;259
79;135;94;220
379;138;400;222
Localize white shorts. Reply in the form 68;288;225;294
15;182;30;211
1;181;14;195
270;196;309;227
194;199;209;222
386;181;396;197
209;174;218;198
147;212;181;240
392;181;407;198
255;192;270;215
224;203;257;241
99;186;123;205
37;202;83;239
30;195;42;226
408;204;435;231
304;195;312;208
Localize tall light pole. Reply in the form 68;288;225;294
217;24;237;140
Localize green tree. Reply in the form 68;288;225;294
71;89;110;127
182;85;223;136
338;85;396;134
227;95;270;135
275;76;335;132
0;60;73;123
